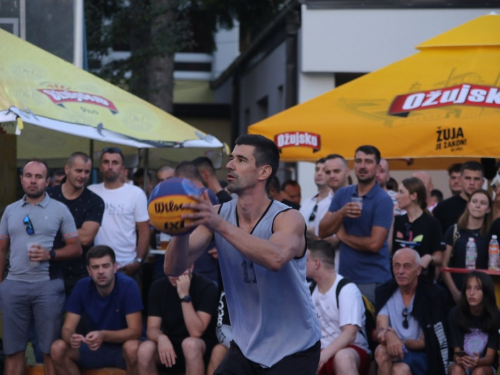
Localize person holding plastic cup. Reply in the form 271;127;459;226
319;145;393;303
0;159;81;375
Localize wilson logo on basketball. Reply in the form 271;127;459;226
388;84;500;116
154;201;185;213
274;132;321;153
39;89;118;113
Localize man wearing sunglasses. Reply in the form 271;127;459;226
0;158;81;375
88;148;149;279
374;248;449;375
47;152;105;296
299;158;333;242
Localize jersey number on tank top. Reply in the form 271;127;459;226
241;260;257;283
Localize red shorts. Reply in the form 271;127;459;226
318;344;370;375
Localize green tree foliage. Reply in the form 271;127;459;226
85;0;285;110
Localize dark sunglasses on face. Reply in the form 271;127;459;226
23;215;35;235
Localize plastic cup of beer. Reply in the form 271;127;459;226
27;243;39;268
351;197;363;210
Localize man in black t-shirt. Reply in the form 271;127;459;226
433;161;484;233
137;266;218;375
47;152;105;295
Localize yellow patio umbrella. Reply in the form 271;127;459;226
249;14;500;170
0;28;225;169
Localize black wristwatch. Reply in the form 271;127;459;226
49;250;56;260
181;295;192;303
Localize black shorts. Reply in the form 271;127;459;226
214;340;320;375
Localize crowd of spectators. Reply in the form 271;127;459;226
1;144;500;375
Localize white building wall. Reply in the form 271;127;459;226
301;7;498;73
212;23;240;79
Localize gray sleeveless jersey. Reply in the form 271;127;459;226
215;199;321;367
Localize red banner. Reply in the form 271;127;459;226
274;131;321;152
388;84;500;116
38;89;118;112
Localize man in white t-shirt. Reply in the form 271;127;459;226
306;240;371;375
299;158;333;241
88;147;149;277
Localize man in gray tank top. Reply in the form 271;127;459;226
164;134;321;374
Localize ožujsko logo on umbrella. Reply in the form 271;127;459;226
388;83;500;117
38;88;118;114
274;132;321;153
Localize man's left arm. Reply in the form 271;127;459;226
178;276;218;338
185;193;306;271
336;195;393;253
78;193;105;246
31;207;82;261
318;325;359;371
211;208;306;271
337;226;389;253
86;311;142;347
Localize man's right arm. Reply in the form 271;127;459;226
164;224;214;276
61;312;81;344
318;211;344;238
78;221;101;246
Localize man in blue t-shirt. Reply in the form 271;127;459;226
51;246;143;374
319;145;393;302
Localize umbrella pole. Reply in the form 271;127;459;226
89;139;95;184
143;148;149;195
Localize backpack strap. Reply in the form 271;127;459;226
335;277;353;307
309;280;317;295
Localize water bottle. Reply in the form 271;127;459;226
488;235;499;270
465;238;477;270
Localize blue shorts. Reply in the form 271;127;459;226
395;350;428;375
78;342;126;369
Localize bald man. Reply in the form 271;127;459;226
374;248;449;375
377;159;402;215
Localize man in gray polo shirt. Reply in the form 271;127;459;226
0;159;81;375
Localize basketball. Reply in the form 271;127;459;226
148;178;201;235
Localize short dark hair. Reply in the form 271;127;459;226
23;158;49;179
100;147;124;164
67;152;91;167
355;145;381;164
431;189;444;202
447;163;462;176
86;245;116;265
267;176;281;193
281;180;299;191
316;158;326;165
192;156;216;174
235;134;279;186
175;161;202;182
53;169;65;178
325;153;348;167
461;161;483;177
308;240;335;268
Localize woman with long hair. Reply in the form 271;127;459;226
442;189;493;303
448;271;499;375
392;177;443;281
